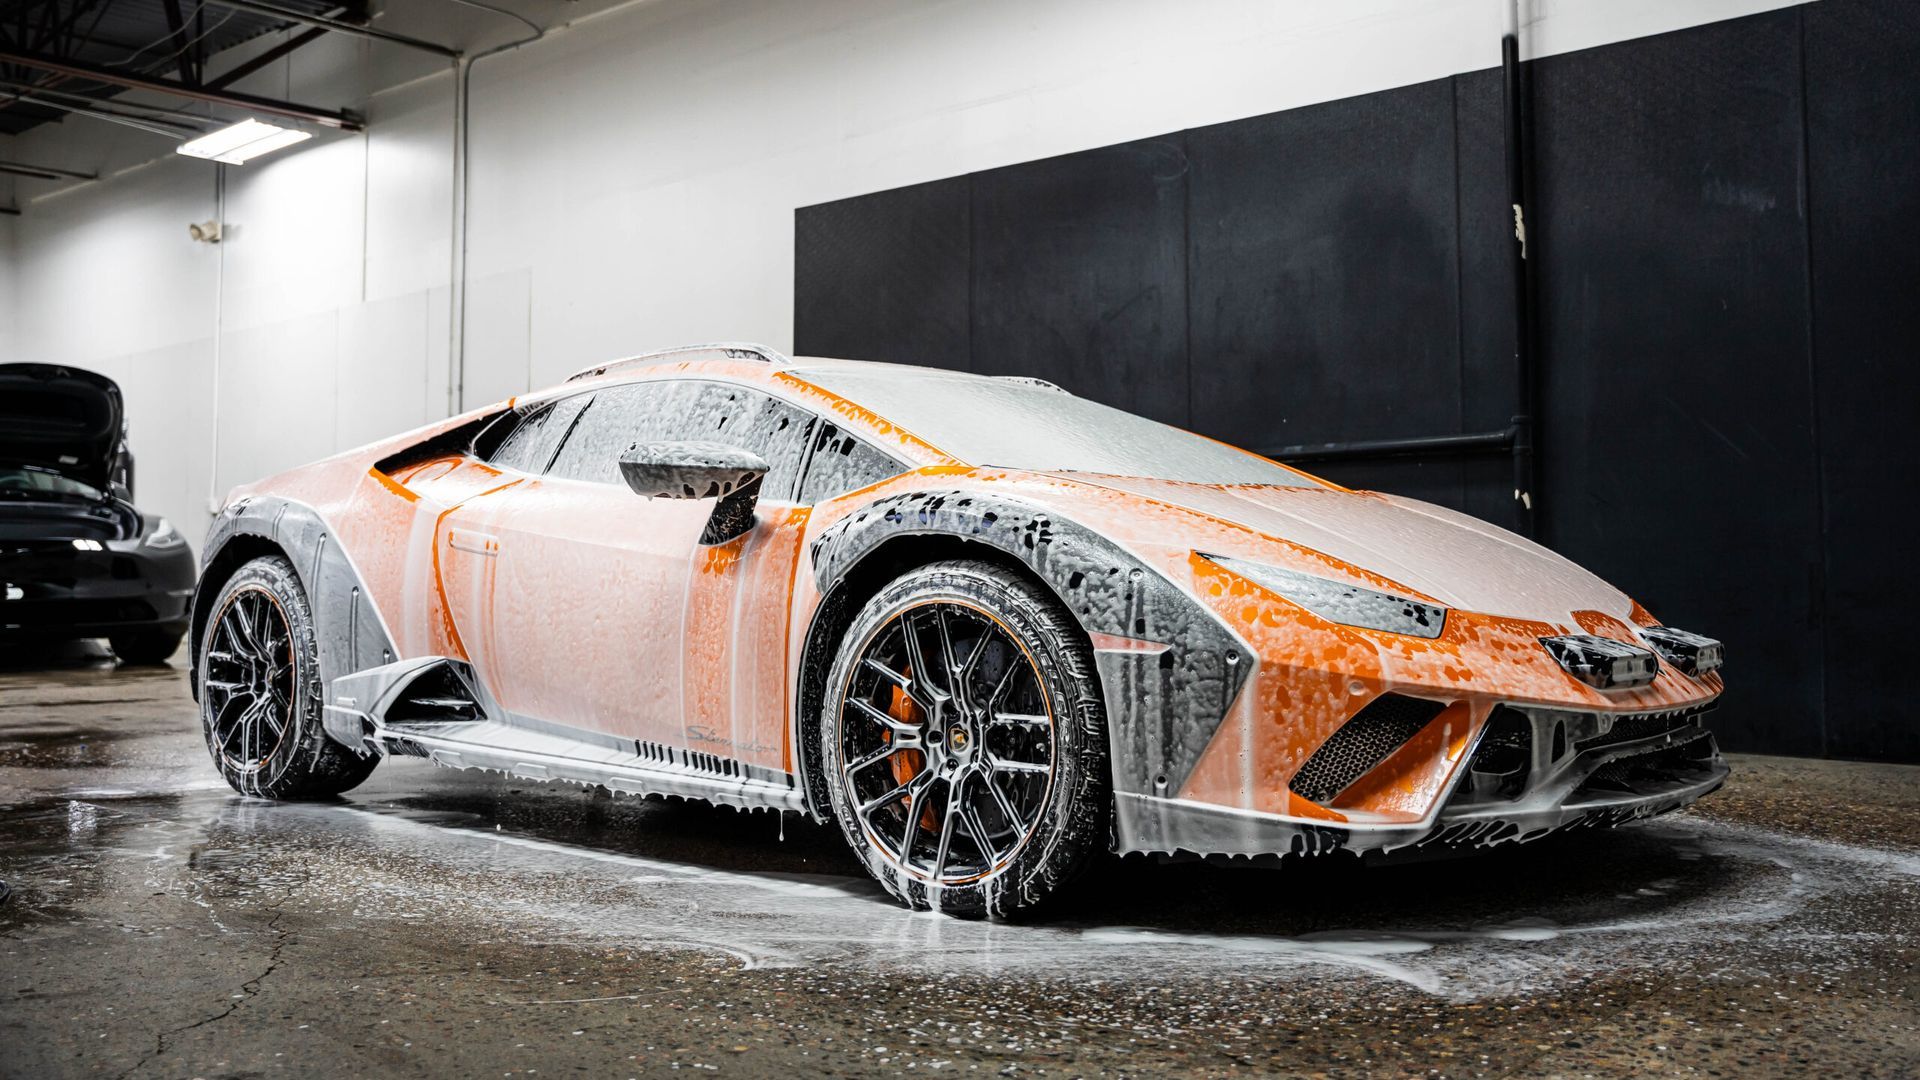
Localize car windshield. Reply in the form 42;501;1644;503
797;367;1324;487
0;465;105;501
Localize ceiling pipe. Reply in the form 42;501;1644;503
0;160;98;182
201;0;460;59
0;46;363;129
445;0;547;413
0;83;217;129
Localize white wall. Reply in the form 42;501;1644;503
0;0;1813;548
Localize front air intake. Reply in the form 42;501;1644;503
1288;693;1448;805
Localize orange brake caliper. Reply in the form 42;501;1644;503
886;676;937;831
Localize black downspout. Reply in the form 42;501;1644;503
1503;20;1541;539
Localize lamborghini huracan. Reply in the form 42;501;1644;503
190;343;1727;916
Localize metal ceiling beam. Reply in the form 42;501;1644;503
201;0;459;59
159;0;203;87
0;159;97;181
0;46;363;129
207;25;328;90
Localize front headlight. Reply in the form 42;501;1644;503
143;517;185;550
1201;553;1446;639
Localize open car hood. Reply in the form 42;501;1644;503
0;363;127;491
1060;474;1633;626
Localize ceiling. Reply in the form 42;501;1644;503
0;0;350;136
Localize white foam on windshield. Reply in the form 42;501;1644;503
794;367;1324;487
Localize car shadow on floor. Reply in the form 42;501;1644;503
350;763;1736;941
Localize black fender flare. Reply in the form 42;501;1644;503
803;488;1252;812
193;495;399;750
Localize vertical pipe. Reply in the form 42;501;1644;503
206;165;227;517
1502;2;1539;538
447;55;467;416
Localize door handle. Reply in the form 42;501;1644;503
447;528;500;557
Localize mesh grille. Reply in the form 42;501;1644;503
1580;704;1713;750
1289;694;1448;804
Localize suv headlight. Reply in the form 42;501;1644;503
1200;553;1447;638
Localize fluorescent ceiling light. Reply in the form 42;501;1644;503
176;119;313;165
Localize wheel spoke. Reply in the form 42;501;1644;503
211;690;251;750
847;743;902;776
962;804;999;865
898;611;936;700
983;769;1023;829
856;771;924;817
935;608;961;703
900;773;930;863
989;712;1049;728
930;777;961;879
231;596;263;660
232;696;269;763
987;754;1049;775
848;697;920;739
958;625;991;695
984;655;1020;711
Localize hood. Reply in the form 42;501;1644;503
0;363;128;491
1061;474;1633;626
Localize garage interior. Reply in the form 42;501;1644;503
2;0;1916;1076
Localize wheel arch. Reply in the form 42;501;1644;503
793;530;1081;823
793;488;1253;833
189;532;290;701
190;496;399;753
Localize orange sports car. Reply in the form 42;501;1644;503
190;343;1727;916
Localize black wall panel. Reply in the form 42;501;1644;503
1529;10;1824;755
1804;1;1920;760
1186;77;1467;510
793;177;970;371
969;138;1191;426
793;0;1920;761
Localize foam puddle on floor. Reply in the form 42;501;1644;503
305;801;1920;1000
32;787;1919;1002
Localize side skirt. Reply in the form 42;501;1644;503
325;657;804;813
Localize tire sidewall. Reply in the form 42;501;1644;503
820;560;1108;918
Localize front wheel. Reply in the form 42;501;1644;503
196;555;376;799
820;559;1109;918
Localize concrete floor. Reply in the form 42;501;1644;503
1;642;1915;1079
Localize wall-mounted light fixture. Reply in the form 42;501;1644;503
176;118;312;165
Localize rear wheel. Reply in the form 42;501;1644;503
196;555;375;799
821;560;1108;917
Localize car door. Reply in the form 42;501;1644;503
422;391;588;675
437;378;817;771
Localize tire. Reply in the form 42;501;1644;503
820;559;1109;918
110;628;184;665
195;555;376;799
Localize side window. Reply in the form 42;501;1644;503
484;393;592;474
547;381;693;484
545;379;820;496
800;421;907;504
681;383;815;500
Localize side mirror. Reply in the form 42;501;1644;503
619;441;769;545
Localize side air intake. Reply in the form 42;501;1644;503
1288;693;1448;805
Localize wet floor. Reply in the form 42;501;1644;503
1;642;1916;1077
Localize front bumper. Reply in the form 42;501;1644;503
0;541;195;636
1113;701;1727;860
